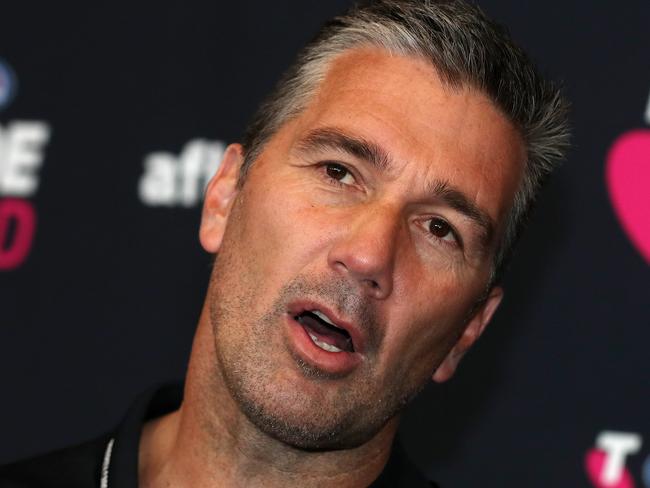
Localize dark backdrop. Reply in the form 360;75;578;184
1;2;648;487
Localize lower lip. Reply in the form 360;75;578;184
285;315;362;376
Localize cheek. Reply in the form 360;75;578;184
378;278;477;370
234;170;331;281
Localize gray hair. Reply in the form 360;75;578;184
241;0;570;284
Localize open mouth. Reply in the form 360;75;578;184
295;310;354;353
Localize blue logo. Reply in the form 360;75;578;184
0;59;17;111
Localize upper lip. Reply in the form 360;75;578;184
288;299;366;354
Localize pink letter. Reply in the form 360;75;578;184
0;198;36;270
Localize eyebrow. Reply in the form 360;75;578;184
295;127;393;172
295;126;496;252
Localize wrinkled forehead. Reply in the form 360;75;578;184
289;47;526;232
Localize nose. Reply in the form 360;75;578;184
327;204;401;300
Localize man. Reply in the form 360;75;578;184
1;0;569;486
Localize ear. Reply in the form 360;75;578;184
432;286;503;383
199;143;244;253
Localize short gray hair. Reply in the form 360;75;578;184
241;0;570;284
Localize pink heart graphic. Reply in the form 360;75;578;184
606;129;650;264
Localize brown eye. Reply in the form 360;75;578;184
429;217;453;239
325;163;349;181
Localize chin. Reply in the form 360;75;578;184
227;366;423;452
235;392;380;451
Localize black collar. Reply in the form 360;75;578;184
103;383;183;488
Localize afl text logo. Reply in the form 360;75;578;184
0;59;17;111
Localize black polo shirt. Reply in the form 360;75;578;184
0;384;437;487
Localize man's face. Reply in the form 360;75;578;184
200;48;524;449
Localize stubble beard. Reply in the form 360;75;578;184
208;254;431;451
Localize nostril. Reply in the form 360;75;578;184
363;279;380;289
334;260;348;272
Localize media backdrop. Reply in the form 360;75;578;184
1;2;648;487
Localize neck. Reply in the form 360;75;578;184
138;306;397;488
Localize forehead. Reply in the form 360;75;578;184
286;47;525;228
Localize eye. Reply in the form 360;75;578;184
325;162;355;185
427;217;458;244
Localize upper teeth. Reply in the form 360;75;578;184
312;310;336;327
